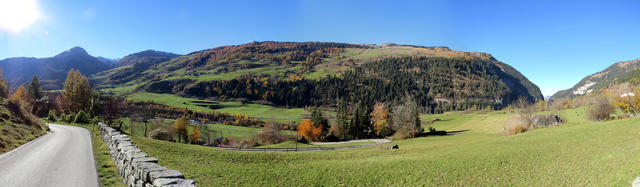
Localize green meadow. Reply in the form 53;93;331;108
131;107;640;186
125;92;310;122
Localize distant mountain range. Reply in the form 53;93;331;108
550;58;640;100
0;47;110;90
0;42;543;110
0;47;179;90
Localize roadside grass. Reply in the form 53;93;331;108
56;122;125;187
132;108;640;186
126;92;309;121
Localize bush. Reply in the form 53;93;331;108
73;110;91;124
47;111;57;122
62;113;74;123
240;135;261;148
504;123;530;135
258;122;289;144
149;127;173;141
587;96;615;121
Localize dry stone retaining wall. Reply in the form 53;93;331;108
98;123;196;187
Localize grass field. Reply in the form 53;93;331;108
254;140;375;149
123;118;294;140
131;107;640;186
126;92;310;122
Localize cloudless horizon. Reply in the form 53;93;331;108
1;0;639;96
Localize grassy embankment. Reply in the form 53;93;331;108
131;107;640;186
0;100;47;154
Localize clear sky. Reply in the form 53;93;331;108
0;0;639;96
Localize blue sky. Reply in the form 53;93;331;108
0;0;639;96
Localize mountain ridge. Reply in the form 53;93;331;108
0;47;110;90
97;41;542;111
550;58;640;100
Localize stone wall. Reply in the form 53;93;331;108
98;123;196;187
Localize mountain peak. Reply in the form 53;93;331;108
55;46;89;58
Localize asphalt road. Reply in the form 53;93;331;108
0;123;99;187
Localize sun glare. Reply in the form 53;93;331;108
0;0;39;33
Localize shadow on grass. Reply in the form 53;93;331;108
417;129;469;137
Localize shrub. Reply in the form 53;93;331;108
504;123;530;135
240;135;261;148
149;127;173;141
327;123;344;140
258;122;289;144
587;96;615;121
613;88;640;116
47;111;57;122
62;113;74;123
73;110;91;124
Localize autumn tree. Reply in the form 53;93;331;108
259;122;287;144
101;96;124;126
371;102;392;137
298;119;321;141
390;96;422;139
10;86;31;111
613;88;640;116
62;69;92;113
171;116;189;143
189;125;201;143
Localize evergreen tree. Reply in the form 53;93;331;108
335;98;350;139
0;69;8;98
27;75;43;100
310;109;328;135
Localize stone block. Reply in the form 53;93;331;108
152;178;196;187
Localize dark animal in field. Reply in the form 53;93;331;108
391;145;399;150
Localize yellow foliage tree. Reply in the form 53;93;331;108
371;102;391;137
10;85;31;111
614;88;640;115
171;116;189;143
62;69;92;113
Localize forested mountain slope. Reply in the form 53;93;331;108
551;58;640;100
98;42;542;112
90;50;180;86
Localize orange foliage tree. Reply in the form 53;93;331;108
189;125;201;143
297;119;323;141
